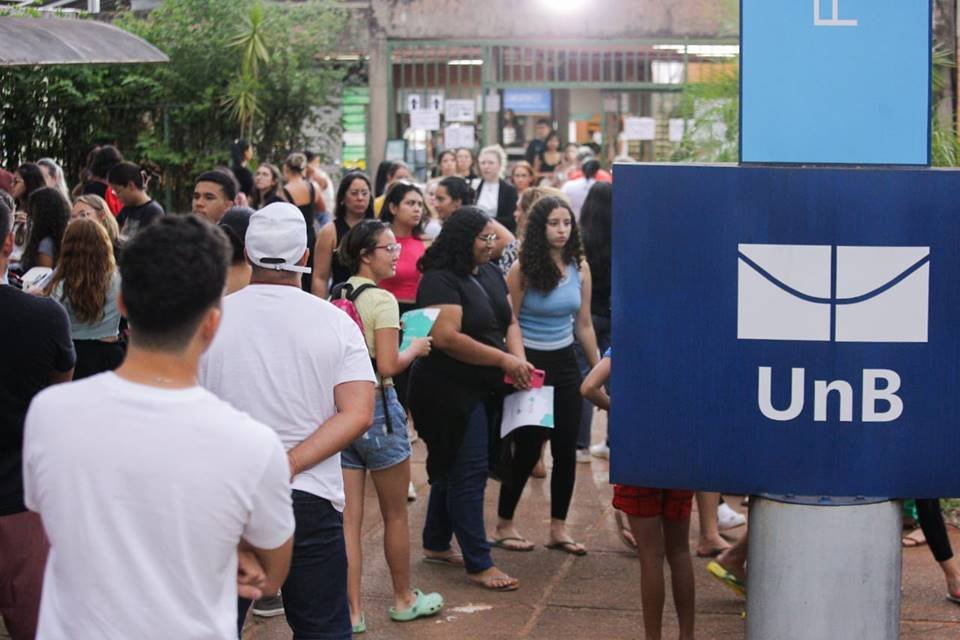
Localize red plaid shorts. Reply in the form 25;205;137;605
613;485;694;522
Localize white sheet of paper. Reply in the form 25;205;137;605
410;109;440;131
623;116;656;141
668;118;686;142
444;125;475;149
501;386;555;438
445;99;476;122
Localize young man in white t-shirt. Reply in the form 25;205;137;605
22;215;295;640
199;202;376;639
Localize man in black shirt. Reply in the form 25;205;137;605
524;118;552;165
0;198;75;638
109;161;165;240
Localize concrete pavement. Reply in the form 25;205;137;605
243;414;960;640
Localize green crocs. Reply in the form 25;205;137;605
351;612;366;634
388;589;444;622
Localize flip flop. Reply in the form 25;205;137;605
696;546;729;558
423;552;464;566
707;561;747;598
546;540;587;556
902;529;927;548
614;511;638;550
491;536;535;552
389;589;444;622
467;572;519;592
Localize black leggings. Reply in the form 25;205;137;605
497;345;582;521
917;498;954;563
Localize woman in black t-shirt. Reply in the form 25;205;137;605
408;207;532;592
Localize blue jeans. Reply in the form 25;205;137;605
576;313;612;449
422;402;493;574
238;491;350;639
341;386;411;471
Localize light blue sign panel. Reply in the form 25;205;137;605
503;89;552;114
611;164;960;498
741;0;930;165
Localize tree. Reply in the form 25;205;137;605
0;0;346;210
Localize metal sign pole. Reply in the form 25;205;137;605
746;496;902;640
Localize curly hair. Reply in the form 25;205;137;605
418;206;490;276
22;187;70;271
519;196;583;292
380;182;424;238
44;218;115;323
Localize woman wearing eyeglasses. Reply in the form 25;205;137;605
408;207;533;592
334;220;441;633
495;196;599;556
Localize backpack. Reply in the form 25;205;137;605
329;282;394;434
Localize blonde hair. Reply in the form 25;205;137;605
73;194;120;248
478;145;507;179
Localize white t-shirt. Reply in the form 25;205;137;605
561;176;596;221
199;284;376;511
476;179;500;218
23;373;294;640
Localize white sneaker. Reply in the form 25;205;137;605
589;442;610;459
407;481;417;502
717;502;747;530
576;448;592;463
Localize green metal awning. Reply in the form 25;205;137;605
0;14;168;67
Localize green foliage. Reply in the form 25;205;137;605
0;0;346;210
671;63;740;163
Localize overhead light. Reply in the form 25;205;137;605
334;54;362;61
540;0;588;13
448;59;484;66
653;44;740;58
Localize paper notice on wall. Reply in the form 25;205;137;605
623;117;656;141
444;125;475;149
668;118;686;142
501;386;555;438
445;99;476;122
410;109;440;131
428;93;445;113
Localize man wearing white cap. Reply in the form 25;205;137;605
199;202;376;639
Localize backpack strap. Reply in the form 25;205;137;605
334;282;396;435
345;282;378;303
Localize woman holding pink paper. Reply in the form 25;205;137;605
497;196;600;555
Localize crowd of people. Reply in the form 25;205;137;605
1;135;958;640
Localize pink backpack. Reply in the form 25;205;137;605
329;282;377;334
328;282;395;434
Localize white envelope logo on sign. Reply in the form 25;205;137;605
737;244;930;343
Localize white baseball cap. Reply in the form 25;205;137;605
245;202;312;274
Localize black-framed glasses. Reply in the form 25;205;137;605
476;234;497;245
374;243;402;255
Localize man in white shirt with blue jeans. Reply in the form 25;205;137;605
23;215;295;639
200;202;376;638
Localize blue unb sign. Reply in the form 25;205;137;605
611;164;960;497
741;0;930;165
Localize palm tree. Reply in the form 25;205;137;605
223;1;270;140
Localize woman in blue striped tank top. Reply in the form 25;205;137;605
495;196;600;555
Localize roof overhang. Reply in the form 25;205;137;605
0;14;168;67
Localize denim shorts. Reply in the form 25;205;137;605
341;385;411;471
